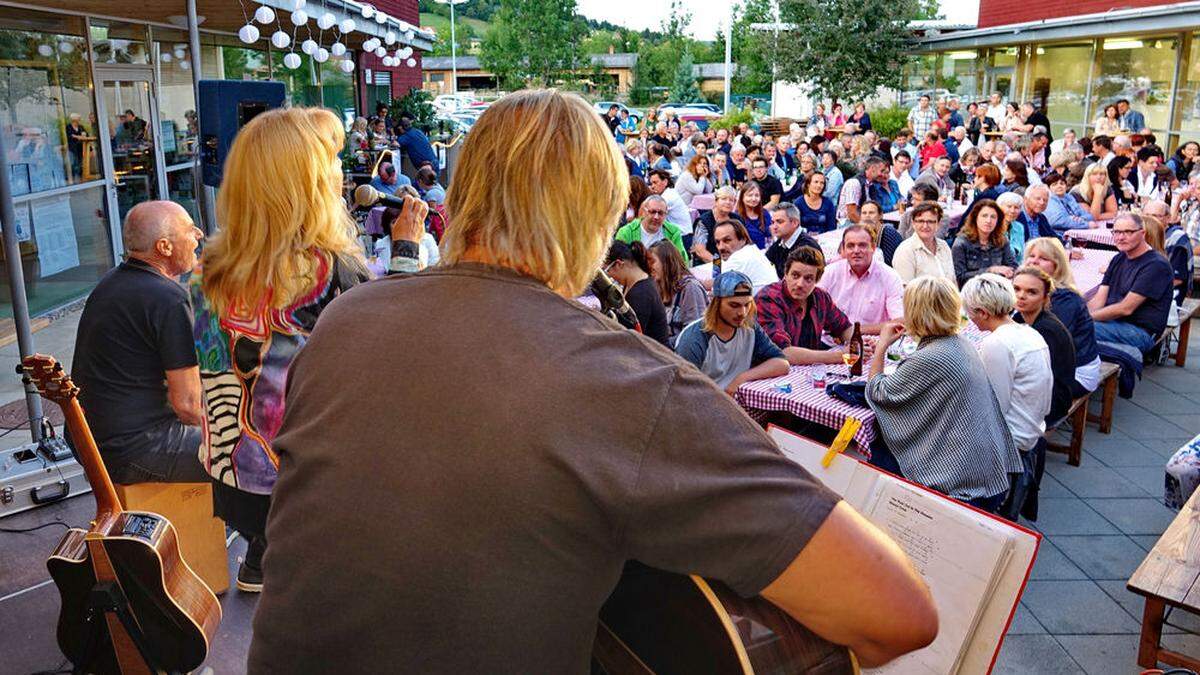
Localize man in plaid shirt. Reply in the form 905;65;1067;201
907;95;936;141
755;246;855;365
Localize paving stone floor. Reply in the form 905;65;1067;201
2;311;1199;673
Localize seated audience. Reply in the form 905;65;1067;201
614;195;688;262
817;225;905;333
676;154;714;205
865;276;1022;512
710;219;779;294
395;115;439;171
415;166;446;205
1043;172;1093;234
370;161;412;195
961;273;1052;455
836;156;887;224
1070;163;1119;221
675;271;790;394
1088;213;1175;353
1108;156;1136;207
765;202;821;277
1023;238;1102;397
898;183;942;238
647;169;694;247
648;240;707;347
604;241;670;346
892;203;955;284
996;192;1027;263
796;172;839;233
750;157;784;209
736;181;772;248
71;201;207;484
692;185;742;263
961;163;1006;226
756;246;854;365
861;201;903;266
952;199;1016;286
1015;185;1059;244
1011;266;1077;424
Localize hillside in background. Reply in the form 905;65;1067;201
418;11;491;42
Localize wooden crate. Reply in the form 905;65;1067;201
115;482;229;595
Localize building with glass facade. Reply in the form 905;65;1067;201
911;1;1200;151
0;0;429;340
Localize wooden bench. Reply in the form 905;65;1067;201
1128;487;1200;670
1045;362;1120;466
1170;298;1200;367
115;482;230;595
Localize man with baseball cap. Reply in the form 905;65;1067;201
675;271;790;395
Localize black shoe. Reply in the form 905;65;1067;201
236;562;263;593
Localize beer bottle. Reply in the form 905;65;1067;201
848;322;864;377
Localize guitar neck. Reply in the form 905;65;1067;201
61;398;122;522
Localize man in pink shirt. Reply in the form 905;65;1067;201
817;225;905;334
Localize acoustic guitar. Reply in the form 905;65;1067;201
21;354;221;674
595;563;857;674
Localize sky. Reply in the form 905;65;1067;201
575;0;980;39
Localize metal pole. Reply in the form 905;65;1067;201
449;0;458;95
723;6;732;114
0;133;44;442
186;0;215;234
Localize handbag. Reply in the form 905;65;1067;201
826;382;869;408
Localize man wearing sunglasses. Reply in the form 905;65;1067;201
1088;213;1175;353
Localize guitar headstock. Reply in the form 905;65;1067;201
18;354;79;404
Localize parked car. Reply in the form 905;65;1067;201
592;101;643;123
433;93;479;115
661;102;722;114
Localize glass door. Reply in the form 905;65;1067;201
95;68;162;231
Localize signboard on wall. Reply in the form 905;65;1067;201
32;196;79;277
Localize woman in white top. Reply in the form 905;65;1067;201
676;154;714;205
961;273;1052;453
891;202;955;284
1002;102;1024;133
1093;104;1122;136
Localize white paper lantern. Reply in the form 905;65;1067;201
318;13;336;30
283;52;302;69
254;5;275;24
339;18;356;33
399;46;412;58
406;57;416;67
238;24;261;44
404;30;414;41
330;42;346;56
362;37;378;51
376;13;388;25
316;48;330;63
374;46;386;58
174;47;186;59
271;31;291;49
301;39;318;55
381;56;392;67
385;31;396;45
290;10;308;26
161;52;173;63
339;58;355;73
360;4;374;19
180;60;190;70
59;41;75;54
36;44;53;57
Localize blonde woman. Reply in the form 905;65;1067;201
1070;163;1119;221
190;107;424;592
248;89;938;671
1023;237;1101;395
349;116;369;150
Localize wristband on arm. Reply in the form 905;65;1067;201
387;239;423;275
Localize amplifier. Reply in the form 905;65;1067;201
0;441;90;518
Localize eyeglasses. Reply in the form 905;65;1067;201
913;219;939;225
1112;229;1143;237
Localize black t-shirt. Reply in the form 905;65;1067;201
755;175;784;205
1026;112;1052;141
650;134;672;148
625;276;670;346
604;114;620;136
71;259;197;453
1015;310;1076;424
1101;249;1174;337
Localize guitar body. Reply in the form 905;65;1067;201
598;564;856;675
22;354;222;674
48;512;220;674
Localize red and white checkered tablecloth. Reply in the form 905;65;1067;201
1070;248;1117;300
736;365;878;454
1064;226;1115;247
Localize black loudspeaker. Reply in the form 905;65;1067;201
198;80;286;187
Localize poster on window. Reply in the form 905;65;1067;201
12;203;31;242
32;196;79;277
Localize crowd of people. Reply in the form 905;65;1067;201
606;91;1195;517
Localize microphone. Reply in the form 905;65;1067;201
354;183;409;211
590;270;641;332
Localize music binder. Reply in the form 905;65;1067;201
768;425;1040;675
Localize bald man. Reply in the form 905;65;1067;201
71;201;207;484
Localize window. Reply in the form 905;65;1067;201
1175;35;1200;138
902;55;937;105
1091;36;1177;133
939;51;982;101
1029;43;1093;137
90;20;149;64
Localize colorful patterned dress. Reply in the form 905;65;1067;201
191;250;369;495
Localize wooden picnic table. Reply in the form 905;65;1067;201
1128;487;1200;670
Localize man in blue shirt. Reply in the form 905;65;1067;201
1117;99;1147;133
675;271;789;395
369;162;411;196
396;116;439;172
1088;213;1174;353
1015;185;1061;241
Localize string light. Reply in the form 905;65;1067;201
254;5;275;24
238;24;261;44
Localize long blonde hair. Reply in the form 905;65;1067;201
1024;237;1078;293
1075;163;1110;202
441;89;627;297
202;107;361;318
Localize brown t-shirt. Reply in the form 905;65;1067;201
248;263;840;674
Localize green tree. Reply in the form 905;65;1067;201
772;0;916;103
670;49;702;103
479;0;586;89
